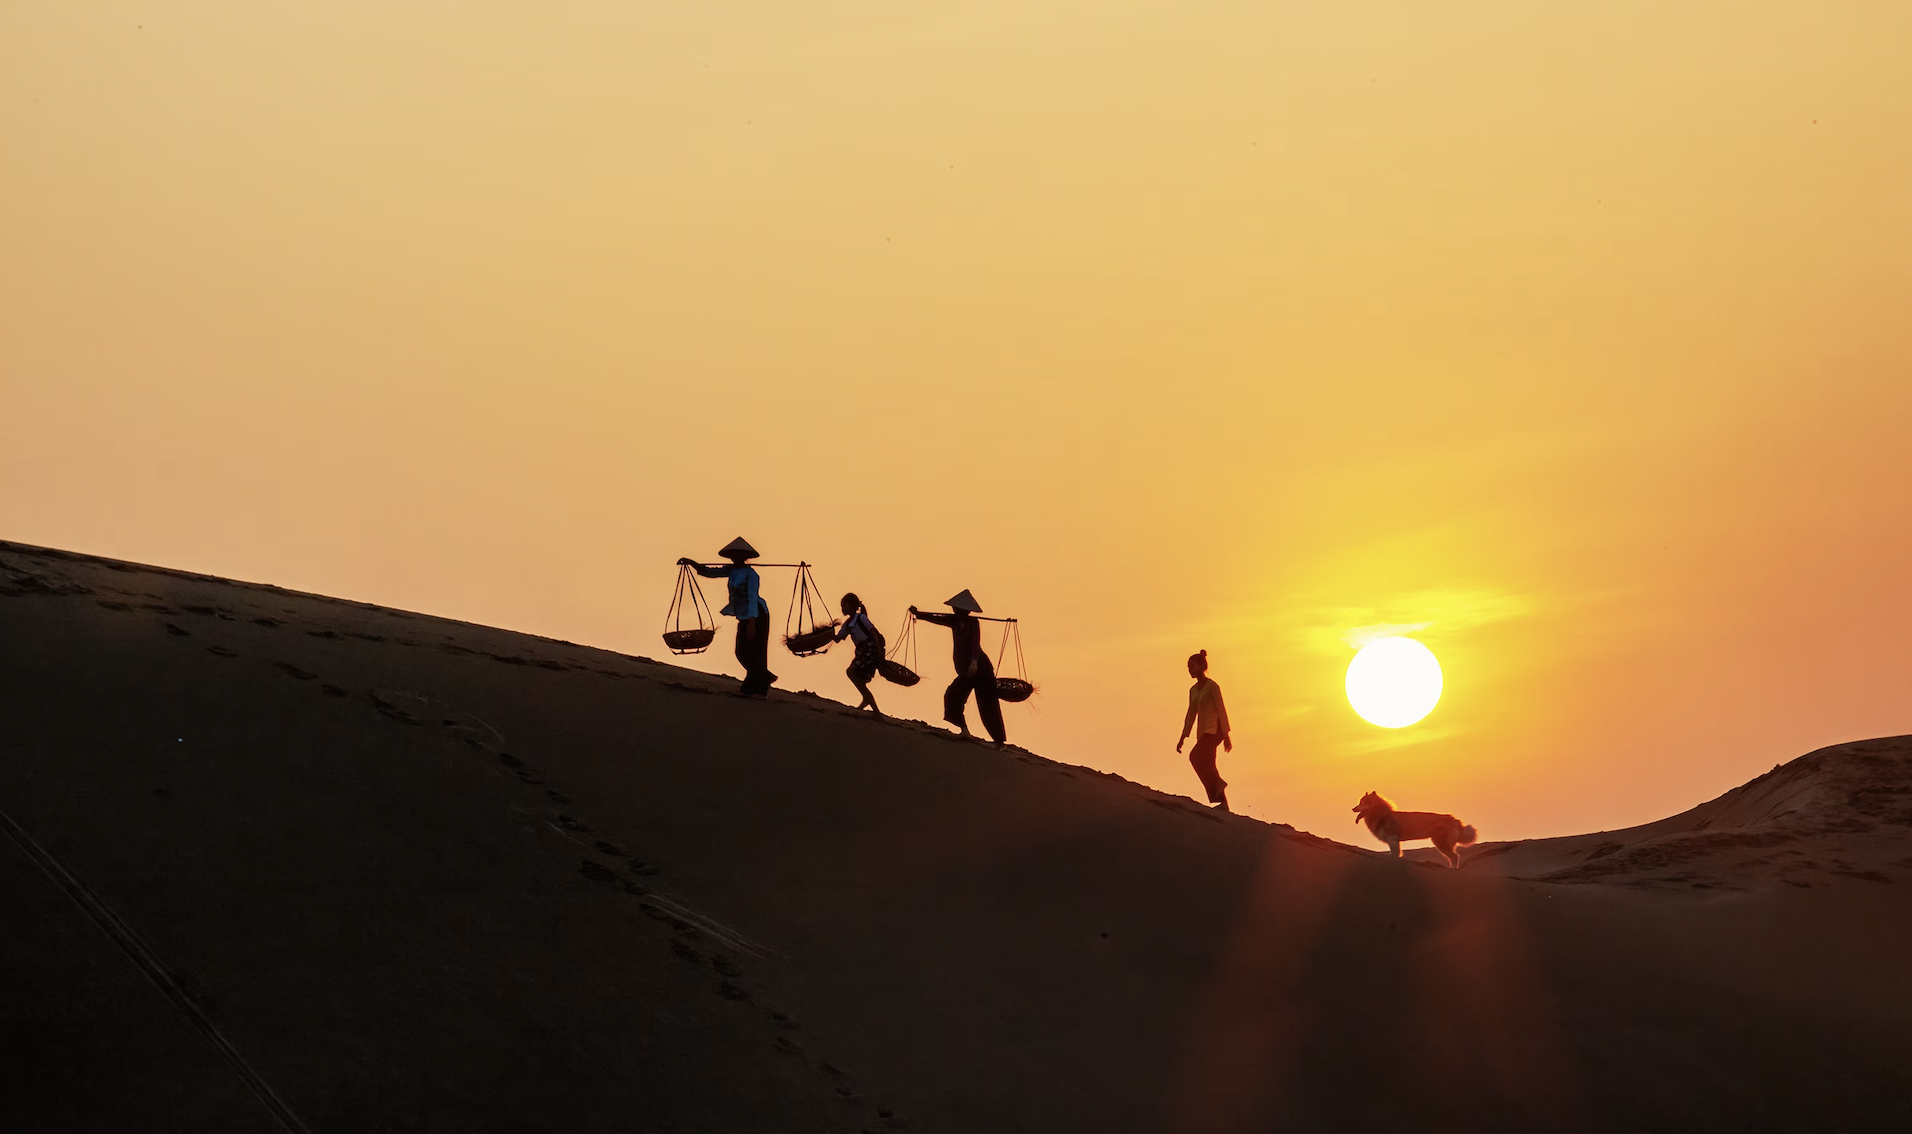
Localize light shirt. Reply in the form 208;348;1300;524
834;610;878;645
1185;677;1230;739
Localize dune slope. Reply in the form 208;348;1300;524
2;541;1909;1133
1457;736;1912;889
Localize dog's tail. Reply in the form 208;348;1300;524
1458;823;1478;846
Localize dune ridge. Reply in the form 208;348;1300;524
1450;736;1912;891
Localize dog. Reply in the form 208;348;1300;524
1352;791;1478;867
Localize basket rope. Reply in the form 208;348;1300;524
994;618;1028;680
783;562;835;641
886;609;918;672
665;563;716;635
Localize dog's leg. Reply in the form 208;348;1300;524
1388;837;1401;858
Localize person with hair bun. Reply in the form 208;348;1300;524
1176;649;1232;811
833;592;885;715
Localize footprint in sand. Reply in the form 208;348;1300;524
205;646;238;657
163;622;190;636
274;662;317;680
371;694;425;724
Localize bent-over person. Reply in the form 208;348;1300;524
834;592;884;714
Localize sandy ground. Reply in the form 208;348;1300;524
2;540;1908;1133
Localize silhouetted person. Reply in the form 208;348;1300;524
910;589;1006;745
833;592;885;715
680;537;776;697
1177;649;1231;811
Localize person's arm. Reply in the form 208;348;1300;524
1216;686;1232;750
680;559;731;580
833;617;855;642
1178;687;1198;752
743;570;762;617
913;609;958;627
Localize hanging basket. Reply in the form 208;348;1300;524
663;628;716;653
662;564;718;655
782;562;837;657
993;619;1036;703
995;677;1036;702
783;625;836;656
878;659;921;687
880;609;921;685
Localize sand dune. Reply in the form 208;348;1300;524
2;540;1908;1132
1450;736;1912;891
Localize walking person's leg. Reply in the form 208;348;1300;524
974;658;1007;745
732;616;754;694
943;674;974;736
847;656;880;713
851;641;882;713
741;613;776;696
1189;733;1227;808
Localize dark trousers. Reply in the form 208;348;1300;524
1188;733;1227;804
735;612;776;696
944;656;1006;743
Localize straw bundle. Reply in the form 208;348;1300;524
783;624;837;657
878;660;921;687
662;628;716;654
995;677;1037;703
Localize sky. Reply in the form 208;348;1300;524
5;1;1909;841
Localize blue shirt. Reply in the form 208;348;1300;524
692;563;764;619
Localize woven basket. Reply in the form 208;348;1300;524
783;624;836;657
995;677;1036;703
662;628;715;654
878;659;921;687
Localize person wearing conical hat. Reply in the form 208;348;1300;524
679;537;777;697
908;589;1006;745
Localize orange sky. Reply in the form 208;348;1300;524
5;2;1909;840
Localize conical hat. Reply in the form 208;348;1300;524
945;589;982;613
719;537;759;559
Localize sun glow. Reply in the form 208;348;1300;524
1345;637;1443;728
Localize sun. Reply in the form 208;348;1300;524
1345;637;1443;728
